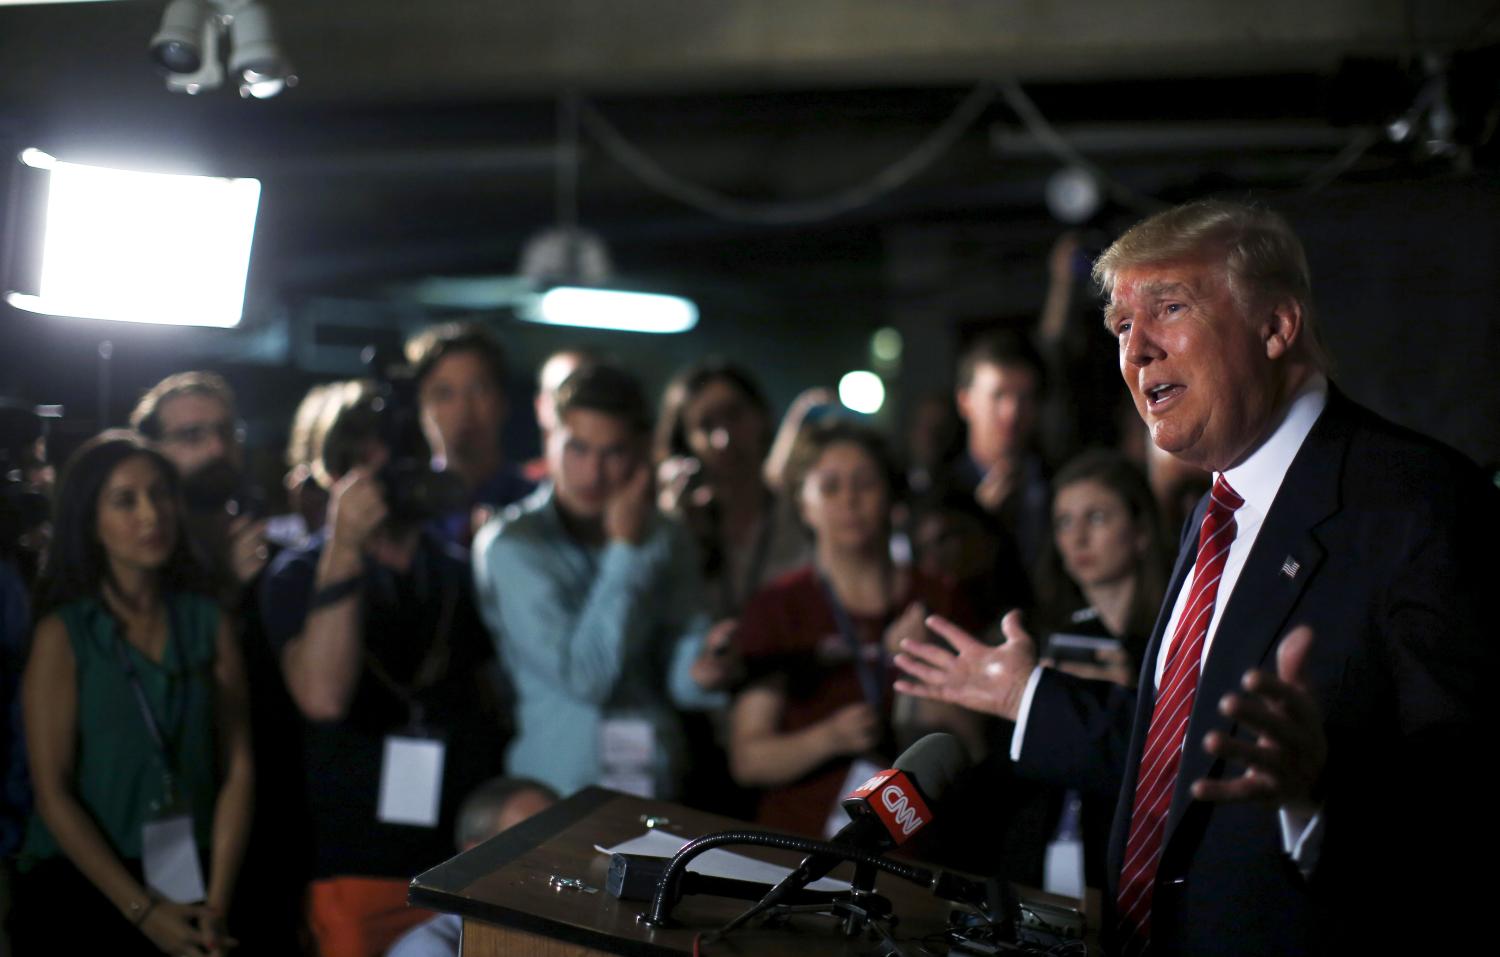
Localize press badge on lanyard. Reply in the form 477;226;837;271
143;802;206;904
599;718;656;799
815;574;891;838
115;634;207;903
377;705;446;827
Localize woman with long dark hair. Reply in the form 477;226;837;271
1028;449;1169;895
13;431;252;956
1033;449;1170;682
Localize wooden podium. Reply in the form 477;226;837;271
409;786;1018;956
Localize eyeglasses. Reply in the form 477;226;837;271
159;419;246;447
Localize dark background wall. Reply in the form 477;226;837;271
4;172;1495;504
1;0;1497;498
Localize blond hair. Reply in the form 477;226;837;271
1093;199;1330;372
308;379;379;489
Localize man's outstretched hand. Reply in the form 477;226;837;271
1192;625;1326;814
893;610;1038;722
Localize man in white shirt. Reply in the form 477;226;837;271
895;199;1494;955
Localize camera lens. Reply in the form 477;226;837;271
153;40;202;74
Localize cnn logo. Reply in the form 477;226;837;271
880;783;925;836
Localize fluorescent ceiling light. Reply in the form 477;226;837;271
10;154;260;328
838;370;886;415
522;286;699;335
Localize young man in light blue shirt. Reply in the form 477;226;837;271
472;363;736;799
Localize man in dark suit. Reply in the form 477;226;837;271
895;199;1495;955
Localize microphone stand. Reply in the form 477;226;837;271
641;828;933;930
843;858;883;937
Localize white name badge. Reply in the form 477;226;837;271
1043;790;1085;900
823;759;883;839
142;814;206;904
377;735;446;827
1043;835;1085;900
599;718;656;799
600;718;654;766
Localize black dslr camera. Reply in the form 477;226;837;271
0;398;60;583
361;346;467;525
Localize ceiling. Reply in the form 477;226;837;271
3;0;1491;103
0;1;1497;322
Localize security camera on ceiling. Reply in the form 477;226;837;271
148;0;296;98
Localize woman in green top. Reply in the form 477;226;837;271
15;431;253;957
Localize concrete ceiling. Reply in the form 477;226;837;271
1;0;1491;103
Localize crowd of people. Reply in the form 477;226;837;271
0;198;1490;957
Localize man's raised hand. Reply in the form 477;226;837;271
893;609;1038;722
1192;624;1327;813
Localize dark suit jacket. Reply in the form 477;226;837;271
1017;388;1497;955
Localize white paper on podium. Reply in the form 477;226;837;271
597;830;847;892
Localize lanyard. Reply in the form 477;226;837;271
360;548;459;734
110;605;186;804
816;573;890;711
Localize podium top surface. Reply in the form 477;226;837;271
409;787;975;956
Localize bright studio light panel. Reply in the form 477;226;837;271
9;154;260;328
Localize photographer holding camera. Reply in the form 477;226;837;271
258;380;504;957
403;323;535;548
130;373;269;600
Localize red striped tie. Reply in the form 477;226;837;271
1116;475;1243;955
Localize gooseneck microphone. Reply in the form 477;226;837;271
798;733;968;883
641;734;973;929
642;830;935;927
729;732;970;927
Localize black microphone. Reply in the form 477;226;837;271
755;733;970;909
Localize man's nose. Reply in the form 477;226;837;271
203;431;229;459
587;455;608;487
1122;321;1163;367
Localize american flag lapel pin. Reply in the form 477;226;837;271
1280;556;1301;579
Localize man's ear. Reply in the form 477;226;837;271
954;386;973;424
1263;297;1304;360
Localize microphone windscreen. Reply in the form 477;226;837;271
891;732;970;804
